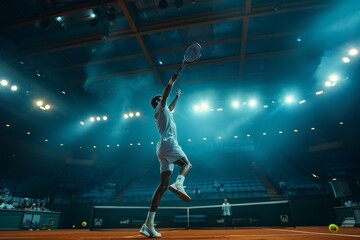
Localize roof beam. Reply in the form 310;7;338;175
52;30;305;72
115;0;163;86
21;0;331;56
68;48;305;84
0;0;117;31
239;0;252;79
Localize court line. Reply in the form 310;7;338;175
265;228;360;238
75;233;314;239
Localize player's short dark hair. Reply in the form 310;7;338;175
150;95;162;109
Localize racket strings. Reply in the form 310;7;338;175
184;44;201;62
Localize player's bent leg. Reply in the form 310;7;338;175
176;157;192;177
169;157;192;202
169;183;191;202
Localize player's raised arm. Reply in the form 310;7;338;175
160;73;179;108
169;89;182;112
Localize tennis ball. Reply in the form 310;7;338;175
328;224;339;232
82;221;87;227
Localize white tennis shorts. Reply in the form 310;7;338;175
156;140;187;173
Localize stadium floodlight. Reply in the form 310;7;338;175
11;85;18;91
129;112;134;118
36;100;43;107
315;91;323;95
342;57;350;63
135;112;140;117
349;48;358;56
102;116;108;121
96;116;101;121
1;79;8;86
90;117;95;122
200;103;209;111
123;114;129;119
299;99;306;104
285;95;294;104
248;99;257;107
193;105;200;112
324;81;332;87
80;121;85;125
329;74;339;82
232;100;240;108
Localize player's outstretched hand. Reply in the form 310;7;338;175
175;88;182;97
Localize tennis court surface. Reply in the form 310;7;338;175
0;227;359;240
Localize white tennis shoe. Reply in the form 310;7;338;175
169;183;191;202
139;224;161;238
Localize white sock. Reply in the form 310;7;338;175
145;212;156;227
175;175;185;186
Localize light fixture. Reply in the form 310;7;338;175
36;100;43;107
0;79;8;86
349;48;358;56
342;57;350;63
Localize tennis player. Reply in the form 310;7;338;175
140;73;192;238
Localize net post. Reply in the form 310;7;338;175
186;207;190;229
287;199;296;228
89;206;95;231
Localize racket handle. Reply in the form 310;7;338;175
176;65;183;74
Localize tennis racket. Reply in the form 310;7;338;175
177;42;202;74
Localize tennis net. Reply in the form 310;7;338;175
89;200;294;230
